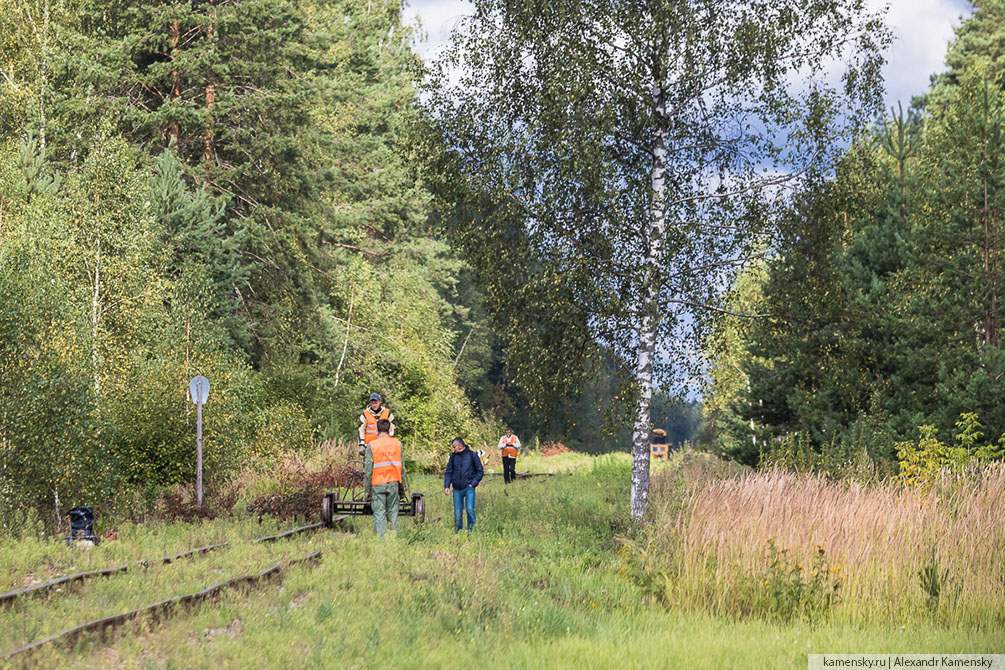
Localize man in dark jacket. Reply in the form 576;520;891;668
444;437;483;532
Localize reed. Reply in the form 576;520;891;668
644;463;1005;626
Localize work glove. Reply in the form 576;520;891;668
357;441;366;456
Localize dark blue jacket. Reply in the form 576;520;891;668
444;448;484;490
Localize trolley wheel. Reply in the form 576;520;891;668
412;493;425;522
321;494;332;527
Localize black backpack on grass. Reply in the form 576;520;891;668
65;505;100;546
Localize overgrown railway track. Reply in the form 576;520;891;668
4;548;327;660
2;517;348;660
0;521;331;608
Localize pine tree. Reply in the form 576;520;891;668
49;0;336;363
927;0;1005;110
742;176;874;449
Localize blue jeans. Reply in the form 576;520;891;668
452;486;476;532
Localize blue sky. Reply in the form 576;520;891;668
404;0;974;110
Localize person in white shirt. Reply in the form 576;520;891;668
498;427;521;484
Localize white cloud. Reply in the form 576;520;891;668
404;0;473;60
406;0;972;107
869;0;970;107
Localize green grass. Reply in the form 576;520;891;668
0;521;323;656
0;517;295;593
3;456;1003;669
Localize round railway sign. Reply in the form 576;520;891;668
189;376;210;404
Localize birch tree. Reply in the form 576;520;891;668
424;0;888;519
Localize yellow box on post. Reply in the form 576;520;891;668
650;429;670;461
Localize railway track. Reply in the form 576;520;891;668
0;521;332;608
2;517;347;660
4;549;326;660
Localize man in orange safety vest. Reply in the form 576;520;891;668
358;393;395;456
498;427;520;484
364;418;407;538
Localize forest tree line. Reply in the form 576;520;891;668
703;0;1005;467
0;0;631;520
5;0;1001;522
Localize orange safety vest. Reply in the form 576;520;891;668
363;406;390;444
370;435;403;485
501;435;518;458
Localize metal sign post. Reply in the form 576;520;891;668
188;376;210;507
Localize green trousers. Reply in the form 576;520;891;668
371;482;399;538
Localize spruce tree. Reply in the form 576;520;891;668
928;0;1005;109
51;0;335;363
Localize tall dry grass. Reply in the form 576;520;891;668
644;463;1005;626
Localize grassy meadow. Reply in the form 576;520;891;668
644;460;1005;628
2;451;1003;669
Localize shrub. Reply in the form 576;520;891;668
540;441;571;457
242;440;365;521
760;432;879;482
895;413;1005;486
157;482;241;522
741;541;841;622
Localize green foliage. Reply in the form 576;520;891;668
896;413;1005;485
742;542;842;624
423;0;887;519
954;412;984;449
760;432;880;482
739;175;877;453
718;58;1005;463
895;427;956;486
927;0;1005;109
0;144;101;517
701;262;768;465
0;0;78;141
0;0;508;523
147;149;244;347
918;547;949;614
16;132;61;196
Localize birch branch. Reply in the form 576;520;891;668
665;298;775;319
333;287;354;390
0;64;20;92
454;325;475;367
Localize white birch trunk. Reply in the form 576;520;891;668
630;84;668;521
92;239;101;399
38;23;48;151
333;287;354;389
28;2;50;149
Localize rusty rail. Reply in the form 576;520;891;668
0;565;131;608
1;519;340;609
4;549;325;660
253;521;327;543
